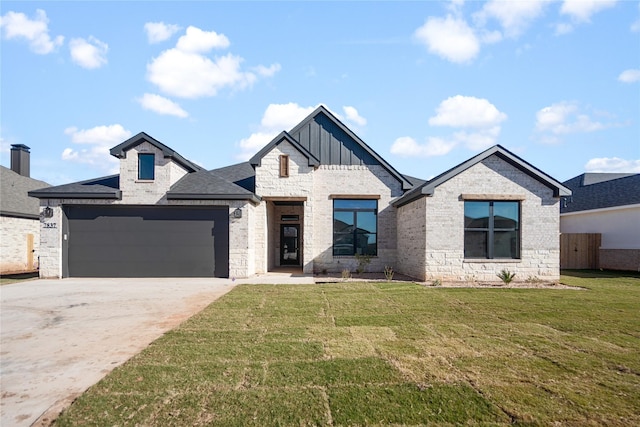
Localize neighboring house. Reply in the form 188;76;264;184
561;173;640;271
29;105;570;282
1;145;50;274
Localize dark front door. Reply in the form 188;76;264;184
280;224;300;266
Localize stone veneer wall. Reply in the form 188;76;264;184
119;141;189;204
396;197;427;280
254;141;315;274
0;216;41;274
312;165;403;274
398;155;561;282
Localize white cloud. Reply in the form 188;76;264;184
414;15;480;64
69;36;108;69
137;93;188;118
147;25;279;99
429;95;507;128
535;102;608;137
236;103;325;160
254;63;282;77
560;0;617;23
392;95;506;157
585;157;640;173
62;124;131;173
632;3;640;32
343;106;367;127
390;136;457;157
144;22;180;44
175;26;230;53
475;0;551;38
618;68;640;83
0;9;63;54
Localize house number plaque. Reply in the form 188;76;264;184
43;223;57;229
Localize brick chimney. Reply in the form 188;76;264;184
10;144;31;177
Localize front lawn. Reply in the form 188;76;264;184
56;270;640;426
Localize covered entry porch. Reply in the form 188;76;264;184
264;197;312;274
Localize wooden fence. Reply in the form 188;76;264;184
560;233;601;269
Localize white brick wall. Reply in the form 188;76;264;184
0;216;41;274
119;142;189;204
253;141;405;275
398;155;561;282
312;165;403;274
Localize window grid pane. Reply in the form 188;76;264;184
464;201;519;259
333;199;377;256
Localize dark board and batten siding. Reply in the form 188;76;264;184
291;114;378;167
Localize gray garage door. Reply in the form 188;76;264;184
63;206;229;278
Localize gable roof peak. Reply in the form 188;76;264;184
109;132;202;173
249;131;320;167
393;144;571;207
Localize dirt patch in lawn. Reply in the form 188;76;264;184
314;272;583;289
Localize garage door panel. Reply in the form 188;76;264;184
64;206;228;278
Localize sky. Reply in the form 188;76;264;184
1;0;639;186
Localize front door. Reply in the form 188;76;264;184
280;224;300;265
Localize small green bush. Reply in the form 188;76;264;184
497;269;516;285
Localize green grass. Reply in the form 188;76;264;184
0;272;38;285
55;270;640;426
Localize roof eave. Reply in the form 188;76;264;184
167;193;262;204
0;210;40;220
27;191;122;200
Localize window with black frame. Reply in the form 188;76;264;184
464;201;520;259
138;153;155;180
333;199;377;256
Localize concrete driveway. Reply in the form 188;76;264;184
1;277;236;427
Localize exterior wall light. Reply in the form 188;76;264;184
43;207;54;218
233;208;242;218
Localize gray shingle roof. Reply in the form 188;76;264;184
1;166;50;218
209;162;256;192
167;170;260;203
561;173;640;213
28;175;120;199
392;145;571;207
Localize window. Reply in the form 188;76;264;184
279;155;289;177
464;201;520;259
138;153;155;180
333;199;377;256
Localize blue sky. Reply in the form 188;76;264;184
1;1;639;186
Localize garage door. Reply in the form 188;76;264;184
63;206;229;278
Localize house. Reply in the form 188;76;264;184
1;145;50;274
561;173;640;271
29;105;570;282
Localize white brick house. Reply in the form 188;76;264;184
30;106;570;282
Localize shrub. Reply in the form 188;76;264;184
497;269;516;285
384;266;394;281
341;269;351;281
354;254;371;274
